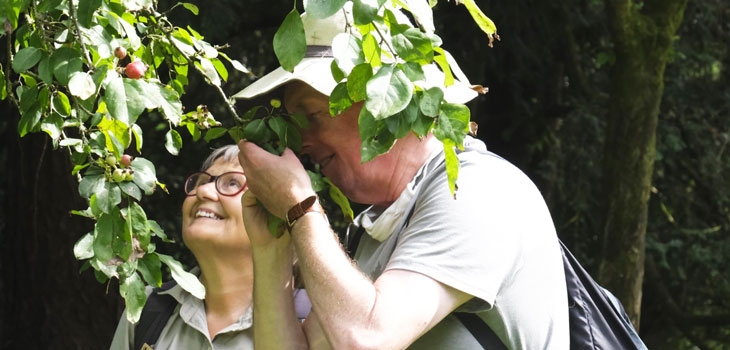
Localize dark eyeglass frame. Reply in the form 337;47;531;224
184;171;247;197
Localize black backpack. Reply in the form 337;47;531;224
133;280;178;350
346;227;648;350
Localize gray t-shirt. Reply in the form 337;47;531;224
352;137;569;349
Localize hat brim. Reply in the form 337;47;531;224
232;57;336;100
233;57;478;105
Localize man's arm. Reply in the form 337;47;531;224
237;141;471;349
291;211;473;349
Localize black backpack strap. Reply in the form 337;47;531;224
454;312;508;350
133;280;178;350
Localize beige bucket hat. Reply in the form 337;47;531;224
232;4;478;105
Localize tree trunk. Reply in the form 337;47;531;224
0;101;123;349
601;0;688;329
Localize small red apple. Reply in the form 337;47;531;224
125;61;147;79
120;154;133;167
114;46;127;60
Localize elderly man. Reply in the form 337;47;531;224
235;4;569;349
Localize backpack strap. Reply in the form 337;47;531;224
133;280;178;350
454;312;508;350
346;223;508;349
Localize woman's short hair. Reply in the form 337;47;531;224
200;145;240;171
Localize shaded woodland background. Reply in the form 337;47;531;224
1;0;729;348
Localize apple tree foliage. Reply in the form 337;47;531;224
0;0;496;323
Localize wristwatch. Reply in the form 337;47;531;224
286;195;323;232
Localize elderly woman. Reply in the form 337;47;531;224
109;145;309;350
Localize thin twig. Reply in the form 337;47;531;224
68;0;94;67
161;24;240;121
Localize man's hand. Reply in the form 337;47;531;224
237;140;316;218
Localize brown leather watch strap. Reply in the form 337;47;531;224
286;195;320;231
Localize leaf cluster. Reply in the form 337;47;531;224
0;0;247;323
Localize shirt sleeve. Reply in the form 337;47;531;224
108;310;134;350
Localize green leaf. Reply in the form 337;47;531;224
12;47;42;73
93;209;124;262
418;87;443;117
68;72;97;100
285;122;304;153
131;124;143;153
412;111;434;138
358;108;395;162
458;0;498;40
74;233;95;260
148;220;172;242
127;201;149;246
303;0;348;19
156;84;183;125
329;82;353;116
365;64;413;120
17;104;42;137
352;0;386;25
211;57;228;82
361;33;381;67
79;170;106;199
38;55;53;83
121;273;147;323
274;9;306;72
197;57;221;86
402;0;435;33
138;253;162;287
119;181;143;201
96;181;123;214
268;116;288;144
118;217;134;261
181;2;199;15
77;0;102;28
289;112;309;129
102;72;130;125
41;112;63;141
158;254;205;299
441;139;460;198
165;129;182;155
386;97;419;138
52;92;71;116
123;79;157;124
324;177;353;221
98;117;131;153
361;125;396;162
332;34;364;75
392;28;434;64
203;127;228;142
130;157;157;195
50;47;83;85
347;63;373;102
242;118;273;144
433;102;470;146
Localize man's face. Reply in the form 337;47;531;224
284;81;396;205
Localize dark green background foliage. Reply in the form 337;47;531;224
0;0;728;348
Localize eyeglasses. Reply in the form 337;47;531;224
184;171;247;197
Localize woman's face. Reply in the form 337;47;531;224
181;158;250;253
